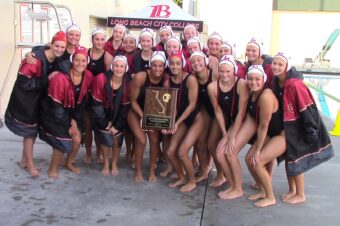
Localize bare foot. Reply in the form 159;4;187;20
254;198;276;208
135;171;144;183
160;167;172;177
111;165;119;176
26;166;40;177
180;182;196;192
281;191;296;201
248;191;266;201
168;178;186;188
102;168;110;176
218;187;232;199
48;168;59;179
218;189;243;200
149;173;157;182
195;173;208;183
66;164;80;174
283;194;306;204
83;156;92;164
209;176;226;187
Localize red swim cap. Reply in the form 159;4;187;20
51;31;67;43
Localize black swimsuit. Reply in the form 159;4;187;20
218;78;240;129
198;69;214;117
170;74;199;127
247;89;283;137
87;49;106;76
70;76;84;117
137;71;165;110
134;50;151;73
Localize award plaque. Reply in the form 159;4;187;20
143;87;178;130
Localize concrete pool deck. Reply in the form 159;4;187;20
0;116;338;226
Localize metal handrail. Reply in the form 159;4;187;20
14;0;62;30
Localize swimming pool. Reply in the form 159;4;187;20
303;74;340;121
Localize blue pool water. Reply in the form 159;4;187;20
303;74;340;121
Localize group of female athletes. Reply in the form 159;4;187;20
5;23;333;207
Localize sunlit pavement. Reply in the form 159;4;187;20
0;116;338;226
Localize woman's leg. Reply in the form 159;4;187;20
22;137;39;176
216;126;237;195
166;123;188;188
282;161;297;200
195;109;211;183
147;131;160;182
207;119;225;187
66;128;82;174
124;130;134;163
252;134;286;207
220;116;256;199
83;110;93;164
160;135;173;177
94;134;103;163
245;143;265;200
48;148;63;179
127;109;147;183
178;113;204;192
283;174;305;204
111;135;122;176
101;144;111;176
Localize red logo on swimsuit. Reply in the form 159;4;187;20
150;5;171;18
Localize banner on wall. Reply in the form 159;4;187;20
107;17;203;31
107;0;203;31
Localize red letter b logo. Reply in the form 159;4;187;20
150;5;171;18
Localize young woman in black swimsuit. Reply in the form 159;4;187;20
128;51;169;183
189;51;219;183
162;51;203;192
207;55;249;193
244;65;286;207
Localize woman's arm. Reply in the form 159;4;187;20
130;71;146;118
